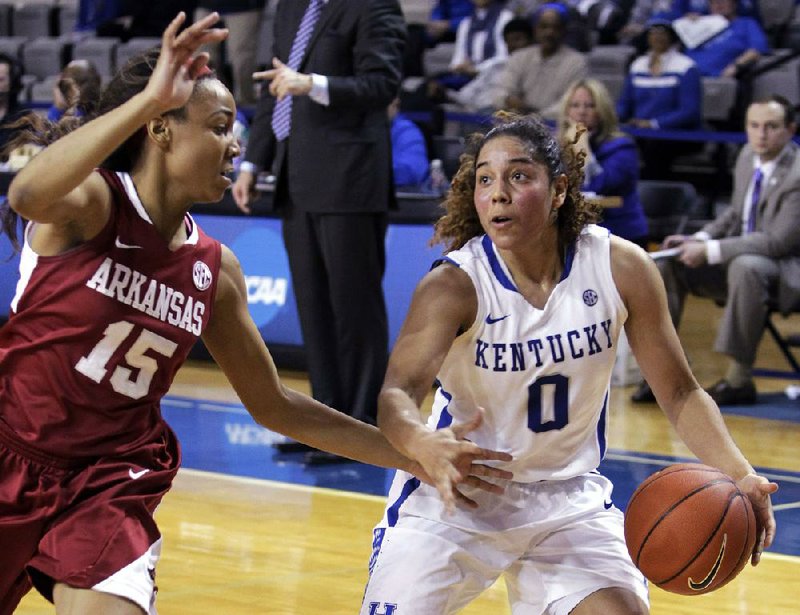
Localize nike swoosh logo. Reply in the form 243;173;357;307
115;237;143;249
688;533;727;591
603;500;614;509
128;468;151;480
485;314;509;325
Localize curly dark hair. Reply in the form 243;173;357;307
432;112;599;254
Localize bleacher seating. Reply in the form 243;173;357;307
0;36;27;63
115;37;162;71
12;2;54;39
750;50;800;107
73;38;117;80
58;4;78;38
701;76;738;123
422;43;454;77
27;76;57;106
586;45;636;77
21;37;69;81
0;2;13;37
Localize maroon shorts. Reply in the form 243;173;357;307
0;420;180;614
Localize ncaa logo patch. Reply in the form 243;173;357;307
582;289;598;306
193;261;213;291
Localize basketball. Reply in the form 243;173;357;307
624;463;757;595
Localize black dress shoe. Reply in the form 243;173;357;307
274;440;316;454
303;451;353;465
705;379;757;405
630;380;656;404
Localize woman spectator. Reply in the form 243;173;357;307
559;79;649;247
47;60;102;122
617;18;703;178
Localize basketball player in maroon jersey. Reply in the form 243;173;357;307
0;13;512;614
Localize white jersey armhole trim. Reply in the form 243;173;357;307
10;223;39;313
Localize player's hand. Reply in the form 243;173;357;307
736;473;778;565
232;170;255;214
408;408;513;514
253;58;313;101
144;12;228;114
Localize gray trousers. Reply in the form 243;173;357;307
658;254;780;366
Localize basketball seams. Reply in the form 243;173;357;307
624;463;756;596
632;478;731;569
654;485;736;586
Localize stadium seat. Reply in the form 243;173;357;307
431;134;465;179
73;37;117;79
701;76;738;122
57;4;78;38
21;37;69;80
638;179;697;245
26;75;57;106
586;45;636;77
0;36;27;63
750;50;800;108
0;2;13;37
423;42;455;77
12;2;54;39
115;37;161;70
598;73;625;102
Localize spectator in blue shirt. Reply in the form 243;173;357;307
388;98;430;190
685;0;769;77
618;18;702;130
559;79;649;246
427;0;475;45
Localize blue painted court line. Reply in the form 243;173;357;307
161;395;800;557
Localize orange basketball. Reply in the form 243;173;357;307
624;463;757;595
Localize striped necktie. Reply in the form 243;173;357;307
271;0;324;141
746;167;763;233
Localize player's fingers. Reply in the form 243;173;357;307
751;527;766;566
162;12;187;48
472;447;513;464
461;475;504;495
451;407;484;439
468;462;513;481
453;490;479;509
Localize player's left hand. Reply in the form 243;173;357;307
408;408;513;514
736;473;778;565
254;58;312;101
144;12;228;114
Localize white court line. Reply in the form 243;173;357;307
605;451;800;483
773;501;800;511
179;467;387;503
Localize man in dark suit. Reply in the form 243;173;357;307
232;0;406;463
632;95;800;405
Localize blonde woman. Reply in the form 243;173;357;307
559;78;649;247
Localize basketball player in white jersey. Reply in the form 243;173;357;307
360;114;778;614
0;13;512;615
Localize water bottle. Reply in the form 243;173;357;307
428;159;449;196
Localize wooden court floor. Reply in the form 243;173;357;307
16;296;800;614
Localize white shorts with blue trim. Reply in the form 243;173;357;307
361;472;649;615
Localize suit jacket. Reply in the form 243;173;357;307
245;0;406;213
702;141;800;313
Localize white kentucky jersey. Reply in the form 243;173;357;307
431;224;627;482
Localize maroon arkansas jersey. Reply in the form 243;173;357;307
0;170;221;459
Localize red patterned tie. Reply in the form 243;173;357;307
271;0;323;141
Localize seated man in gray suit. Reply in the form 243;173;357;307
633;95;800;405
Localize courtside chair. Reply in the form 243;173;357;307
638;179;697;246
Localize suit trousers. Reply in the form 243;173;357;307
280;193;389;425
658;254;780;366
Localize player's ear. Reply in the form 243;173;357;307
147;117;172;148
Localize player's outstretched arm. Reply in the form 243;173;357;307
378;264;514;513
612;237;778;560
8;12;227;232
202;246;427;474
